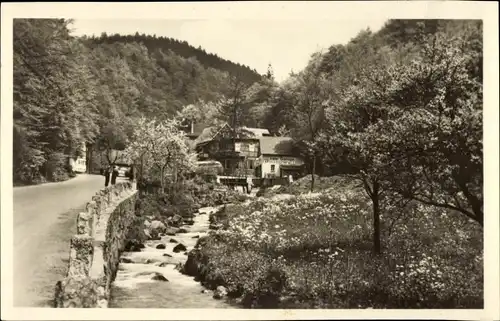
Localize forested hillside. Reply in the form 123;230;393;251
87;33;262;85
13;19;263;185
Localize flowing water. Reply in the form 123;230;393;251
109;206;235;308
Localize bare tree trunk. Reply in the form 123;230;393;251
310;154;316;192
140;155;144;182
160;167;165;194
371;181;381;254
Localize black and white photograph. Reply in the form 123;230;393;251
1;1;498;320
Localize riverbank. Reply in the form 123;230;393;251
109;206;235;308
181;175;483;309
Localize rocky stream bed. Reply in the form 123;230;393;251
108;206;234;308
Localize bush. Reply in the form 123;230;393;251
136;175;252;226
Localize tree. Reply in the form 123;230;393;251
13;19;100;183
217;75;250;132
285;52;330;192
125;117;197;191
265;63;275;80
177;100;223;128
370;30;483;226
243;75;280;127
319;30;401;254
319;21;483;257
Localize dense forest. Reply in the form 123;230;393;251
13;18;263;185
86;33;262;85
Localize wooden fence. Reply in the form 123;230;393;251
218;176;289;188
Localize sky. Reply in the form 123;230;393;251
71;19;388;83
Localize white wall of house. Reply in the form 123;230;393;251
257;155;304;178
69;143;87;173
69;157;87;173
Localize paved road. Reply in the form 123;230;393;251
13;174;106;307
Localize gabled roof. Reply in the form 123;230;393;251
195;123;232;145
258;136;296;156
195;124;269;146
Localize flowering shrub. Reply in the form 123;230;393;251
186;176;482;308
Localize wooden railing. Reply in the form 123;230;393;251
223;168;255;177
218;176;289;188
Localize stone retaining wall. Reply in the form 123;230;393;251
54;181;138;308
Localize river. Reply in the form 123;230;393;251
109;206;235;308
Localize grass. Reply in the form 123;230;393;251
185;175;483;309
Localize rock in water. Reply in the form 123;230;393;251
192;235;200;239
148;220;167;239
165;227;179;236
174;262;184;271
145;258;162;264
177;228;188;234
150;220;166;231
156;243;166;249
124;240;144;252
169;214;183;227
143;228;152;239
151;273;169;282
163;253;173;257
169;238;178;243
173;243;187;253
213;286;228;299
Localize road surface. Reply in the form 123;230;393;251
13;174;106;307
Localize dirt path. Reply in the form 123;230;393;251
13;174;109;307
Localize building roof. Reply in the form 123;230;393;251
258;136;296;156
195;124;268;146
194;124;229;145
241;127;270;137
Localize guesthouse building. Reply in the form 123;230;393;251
255;136;304;179
195;123;271;177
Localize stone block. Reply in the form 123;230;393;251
91;196;103;220
76;212;92;235
54;276;99;308
86;201;98;235
68;235;94;277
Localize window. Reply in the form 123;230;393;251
249;144;255;152
247;160;254;169
271;164;275;172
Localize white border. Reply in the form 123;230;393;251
1;2;499;320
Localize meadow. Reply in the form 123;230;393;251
184;175;483;308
